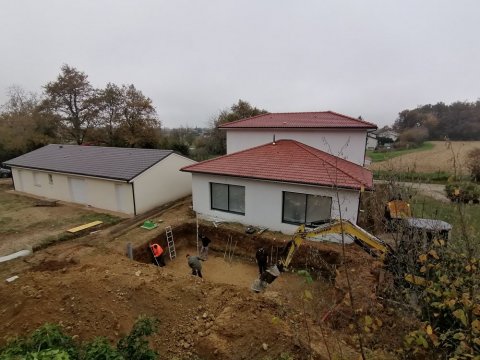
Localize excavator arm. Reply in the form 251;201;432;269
297;219;392;258
297;220;427;287
280;219;392;269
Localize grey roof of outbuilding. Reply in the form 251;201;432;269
4;144;175;181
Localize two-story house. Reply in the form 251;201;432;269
182;111;377;234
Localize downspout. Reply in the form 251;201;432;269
131;182;137;216
11;168;16;190
363;131;370;166
356;190;362;225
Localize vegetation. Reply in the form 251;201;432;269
367;142;434;162
0;70;266;163
401;241;479;359
467;148;480;182
373;170;452;183
194;99;268;158
0;316;159;360
394;101;480;141
445;183;480;203
0;65;161;163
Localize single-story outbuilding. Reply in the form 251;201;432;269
4;144;196;215
181;139;373;234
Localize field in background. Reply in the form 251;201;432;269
367;142;433;162
369;141;480;175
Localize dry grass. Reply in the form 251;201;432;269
370;141;480;175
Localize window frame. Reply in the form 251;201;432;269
282;191;332;226
210;182;245;215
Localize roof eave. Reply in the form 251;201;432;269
218;125;377;130
183;169;371;191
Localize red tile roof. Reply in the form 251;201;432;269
218;111;377;129
181;140;373;190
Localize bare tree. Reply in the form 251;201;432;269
41;64;99;144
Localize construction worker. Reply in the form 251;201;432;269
150;243;165;267
255;247;268;276
186;254;204;278
200;234;211;260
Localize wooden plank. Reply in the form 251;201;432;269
67;220;103;233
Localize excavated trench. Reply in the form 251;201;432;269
132;222;342;280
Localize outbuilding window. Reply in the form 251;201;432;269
210;183;245;215
48;174;53;184
282;191;332;225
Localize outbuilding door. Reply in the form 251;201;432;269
68;177;87;204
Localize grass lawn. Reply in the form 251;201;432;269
409;193;480;253
367;142;434;162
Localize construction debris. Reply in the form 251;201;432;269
68;220;103;233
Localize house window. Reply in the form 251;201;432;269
48;174;53;184
282;191;332;225
210;183;245;215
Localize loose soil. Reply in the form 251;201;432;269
0;188;410;359
370;140;480;174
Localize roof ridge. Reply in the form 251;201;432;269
326;110;377;128
291;140;368;187
217;113;270;127
45;143;173;153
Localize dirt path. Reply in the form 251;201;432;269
375;180;449;203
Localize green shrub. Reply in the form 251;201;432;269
29;324;78;359
400;241;480;359
0;317;158;360
117;316;159;360
82;337;123;360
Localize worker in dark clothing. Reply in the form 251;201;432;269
186;254;204;278
150;243;165;267
200;234;211;260
255;247;268;276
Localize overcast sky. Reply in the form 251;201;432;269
1;0;479;128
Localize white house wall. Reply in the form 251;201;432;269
132;153;196;214
11;168;135;214
191;173;360;235
366;136;378;150
225;129;368;165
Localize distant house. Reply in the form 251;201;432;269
182;139;373;234
219;111;377;166
376;129;399;142
5;144;196;215
366;133;378;150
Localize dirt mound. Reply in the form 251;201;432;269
0;199;407;359
0;249;336;359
